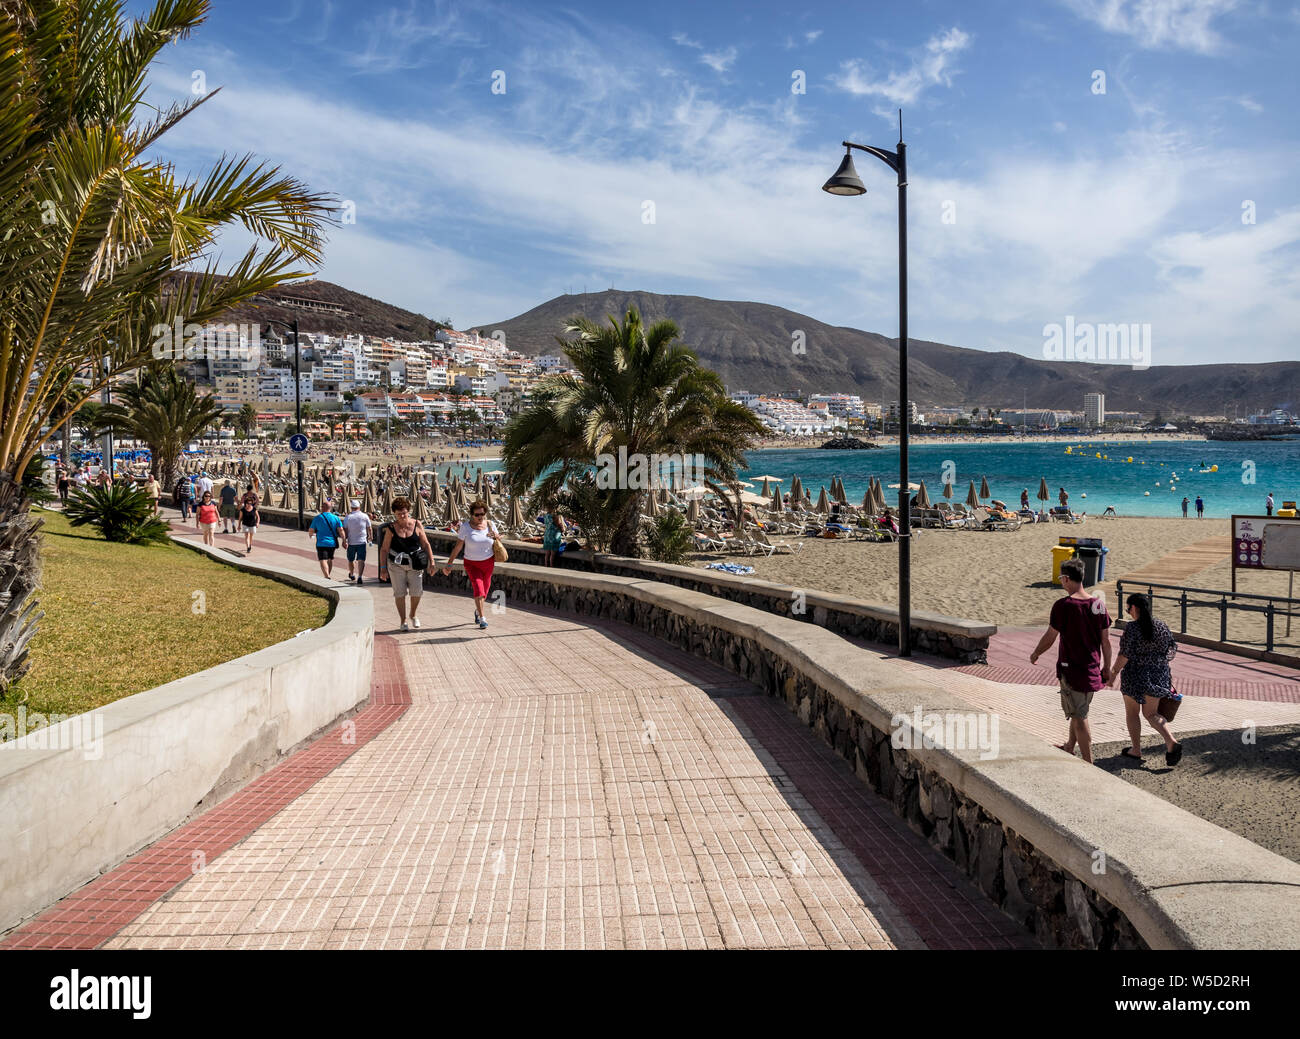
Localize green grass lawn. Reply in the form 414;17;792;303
5;508;331;718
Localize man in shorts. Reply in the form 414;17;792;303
218;479;238;533
308;500;346;580
1029;557;1112;764
343;500;372;584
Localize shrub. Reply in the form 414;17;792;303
643;509;694;565
64;484;171;544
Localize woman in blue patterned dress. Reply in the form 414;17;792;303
1108;593;1183;766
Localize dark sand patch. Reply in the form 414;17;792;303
1093;725;1300;865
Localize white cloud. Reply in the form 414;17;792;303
671;31;702;49
1236;95;1263;112
1061;0;1242;54
831;27;971;107
700;46;738;73
805;29;823;42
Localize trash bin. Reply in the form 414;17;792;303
1051;544;1075;585
1097;545;1109;581
1076;546;1102;586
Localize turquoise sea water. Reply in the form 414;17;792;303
739;439;1300;519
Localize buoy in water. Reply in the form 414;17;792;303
1144;491;1150;496
1080;493;1087;499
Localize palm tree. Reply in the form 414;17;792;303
0;0;335;693
235;402;258;440
503;308;764;557
90;368;225;487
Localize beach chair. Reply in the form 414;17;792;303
754;529;800;554
693;530;725;552
987;508;1022;531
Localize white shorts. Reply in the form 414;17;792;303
388;561;424;599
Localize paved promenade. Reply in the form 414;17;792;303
3;518;1032;950
7;513;1294;950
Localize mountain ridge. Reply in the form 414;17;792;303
476;289;1299;415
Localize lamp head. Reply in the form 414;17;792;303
822;150;866;196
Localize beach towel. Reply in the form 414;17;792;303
706;562;755;575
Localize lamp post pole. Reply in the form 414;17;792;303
266;319;306;530
823;112;912;656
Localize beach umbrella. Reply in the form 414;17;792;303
481;481;493;512
815;486;830;514
790;475;802;501
316;486;329;513
1037;477;1050;506
506;494;525;533
759;477;771;497
915;481;931;509
443;494;462;525
645;491;660;517
771;483;783;513
980;475;991;499
966;480;981;509
411;488;429;522
861;488;873;510
279;487;291;509
427;475;441;509
942;480;954;500
361;483;376;515
688;497;701;524
381;483;394;516
261;482;274;506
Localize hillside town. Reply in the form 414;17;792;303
92;315;1298;444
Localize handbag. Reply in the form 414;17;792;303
492;523;508;563
1158;684;1182;722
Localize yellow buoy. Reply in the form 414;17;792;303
1095;452;1101;458
1211;465;1218;472
1126;457;1133;463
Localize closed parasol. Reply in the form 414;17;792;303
966;480;981;508
815;486;830;514
980;475;991;499
915;481;931;509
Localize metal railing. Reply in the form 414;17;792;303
1115;579;1299;653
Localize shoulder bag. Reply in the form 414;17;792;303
492;522;508;562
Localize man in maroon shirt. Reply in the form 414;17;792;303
1030;558;1113;764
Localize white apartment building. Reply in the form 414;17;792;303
1084;393;1105;427
742;396;837;435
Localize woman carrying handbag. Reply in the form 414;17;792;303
1108;593;1183;766
443;499;504;630
378;497;437;632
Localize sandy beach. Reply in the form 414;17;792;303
695;517;1223;628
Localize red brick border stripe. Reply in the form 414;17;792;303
0;634;409;950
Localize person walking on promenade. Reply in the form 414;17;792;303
1195;495;1204;519
1108;593;1182;766
309;500;346;580
1181;496;1189;519
56;464;70;505
196;470;213;500
442;499;501;630
195;490;219;546
541;505;568;567
1266;492;1274;516
1029;557;1112;764
378;497;436;631
344;499;373;584
218;479;239;533
145;472;161;513
239;488;260;554
174;474;193;520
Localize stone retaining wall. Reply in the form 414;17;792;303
424;559;1300;950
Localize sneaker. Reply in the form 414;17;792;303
355;576;363;585
347;573;355;582
478;616;488;629
400;622;409;632
412;617;421;629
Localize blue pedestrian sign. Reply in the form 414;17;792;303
289;433;309;453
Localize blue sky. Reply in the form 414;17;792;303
140;0;1299;367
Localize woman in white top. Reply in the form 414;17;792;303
442;499;501;630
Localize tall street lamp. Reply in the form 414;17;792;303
264;319;305;530
822;110;912;656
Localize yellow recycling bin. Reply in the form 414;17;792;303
1052;545;1075;585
